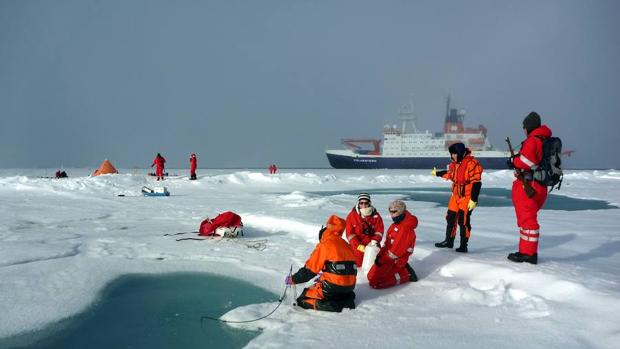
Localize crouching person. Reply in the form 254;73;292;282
285;215;357;312
367;200;418;289
346;192;384;267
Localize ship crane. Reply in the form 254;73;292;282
562;150;576;157
341;139;382;155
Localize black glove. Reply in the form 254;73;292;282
506;157;515;169
318;226;327;240
374;256;381;267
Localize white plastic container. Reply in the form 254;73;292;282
361;244;380;280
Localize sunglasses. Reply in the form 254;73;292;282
358;201;370;206
389;209;399;214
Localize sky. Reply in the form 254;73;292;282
1;0;618;169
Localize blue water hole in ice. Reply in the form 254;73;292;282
313;187;617;211
0;273;275;349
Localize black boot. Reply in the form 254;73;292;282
405;263;418;282
435;237;454;248
455;237;468;253
507;252;538;264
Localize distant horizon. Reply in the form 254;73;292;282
0;166;613;171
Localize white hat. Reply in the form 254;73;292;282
388;200;406;215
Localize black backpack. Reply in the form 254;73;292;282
533;136;563;190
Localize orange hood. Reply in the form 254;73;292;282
320;215;346;241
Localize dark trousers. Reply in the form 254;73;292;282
446;209;472;240
296;289;355;312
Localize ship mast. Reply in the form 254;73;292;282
398;95;418;134
444;94;465;133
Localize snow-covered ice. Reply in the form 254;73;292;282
0;169;619;348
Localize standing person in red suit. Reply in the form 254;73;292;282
507;112;553;264
345;193;384;267
273;164;277;174
189;153;197;180
268;164;274;174
151;153;166;181
367;200;418;289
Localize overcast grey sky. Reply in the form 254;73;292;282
1;0;618;169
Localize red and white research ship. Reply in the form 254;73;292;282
326;96;510;169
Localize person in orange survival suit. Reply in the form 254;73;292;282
367;200;418;289
432;142;483;253
151;153;166;181
346;192;384;267
189;153;197;180
285;215;357;312
506;112;553;265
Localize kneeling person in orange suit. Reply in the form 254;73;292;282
285;215;357;312
367;200;418;289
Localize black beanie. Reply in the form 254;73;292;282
448;142;467;162
523;112;541;134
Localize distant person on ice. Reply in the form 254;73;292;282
285;215;357;312
367;200;418;288
268;164;278;174
506;112;553;265
432;142;483;253
346;192;384;267
189;153;197;180
151;153;166;181
55;170;68;178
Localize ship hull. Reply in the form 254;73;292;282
326;152;508;169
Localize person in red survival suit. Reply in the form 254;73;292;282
285;215;357;312
151;153;166;181
367;200;418;289
189;153;197;180
506;112;553;265
346;192;384;267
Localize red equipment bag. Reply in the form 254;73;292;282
198;211;243;237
